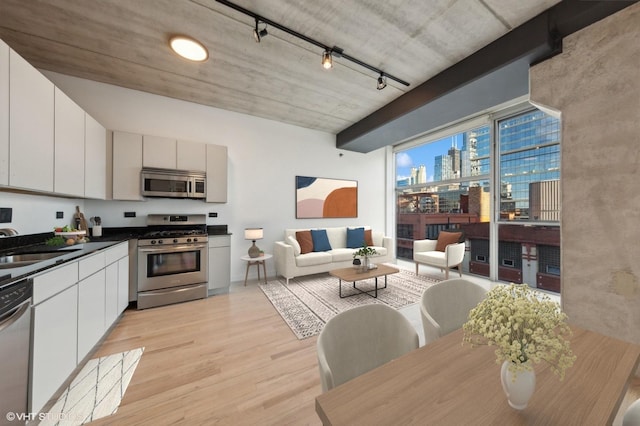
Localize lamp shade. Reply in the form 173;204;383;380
244;228;263;240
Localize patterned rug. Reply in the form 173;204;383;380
259;267;442;339
38;348;144;426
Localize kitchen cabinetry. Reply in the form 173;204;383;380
29;242;129;414
85;113;107;199
143;135;176;169
31;264;79;415
105;242;129;324
112;130;226;201
208;235;231;293
142;135;207;172
0;40;8;186
206;144;228;203
112;131;143;200
177;139;206;171
9;48;54;192
54;87;85;197
78;268;106;361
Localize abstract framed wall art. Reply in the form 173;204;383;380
295;176;358;218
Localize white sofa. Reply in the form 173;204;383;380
274;226;394;284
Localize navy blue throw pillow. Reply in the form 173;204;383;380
311;229;332;252
346;227;365;248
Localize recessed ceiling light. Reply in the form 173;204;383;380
169;35;208;62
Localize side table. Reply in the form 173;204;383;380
241;253;272;286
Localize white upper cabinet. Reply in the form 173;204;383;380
206;144;228;203
0;40;8;186
143;135;176;169
84;113;106;199
9;48;54;192
112;131;143;200
177;139;206;172
54;87;85;197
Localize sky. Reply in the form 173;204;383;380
396;134;462;182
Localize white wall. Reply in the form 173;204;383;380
17;71;388;282
0;192;84;235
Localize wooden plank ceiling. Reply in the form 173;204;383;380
0;0;560;138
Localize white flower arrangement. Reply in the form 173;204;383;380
462;283;576;380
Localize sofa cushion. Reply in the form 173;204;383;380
311;229;332;251
415;251;446;267
296;230;314;254
331;248;357;262
346;227;366;248
364;229;374;246
325;227;346;249
295;251;333;267
435;231;462;252
287;235;301;256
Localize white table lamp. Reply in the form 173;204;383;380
245;228;263;258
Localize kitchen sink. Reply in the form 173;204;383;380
0;251;76;269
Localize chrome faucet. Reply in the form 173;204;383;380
0;228;18;237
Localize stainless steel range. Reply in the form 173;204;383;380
137;214;208;309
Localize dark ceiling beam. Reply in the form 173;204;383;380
336;0;638;151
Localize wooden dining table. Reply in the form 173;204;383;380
315;325;640;425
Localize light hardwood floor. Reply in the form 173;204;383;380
88;273;639;425
89;283;322;425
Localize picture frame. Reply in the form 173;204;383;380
295;176;358;218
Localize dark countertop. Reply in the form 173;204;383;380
0;240;127;289
0;224;229;289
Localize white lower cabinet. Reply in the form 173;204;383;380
208;235;231;292
105;262;119;326
31;285;78;414
78;269;106;361
29;242;129;414
117;256;129;313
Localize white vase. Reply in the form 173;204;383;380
500;361;536;410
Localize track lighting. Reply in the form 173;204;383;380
216;0;410;88
253;18;268;42
377;73;387;90
322;50;333;69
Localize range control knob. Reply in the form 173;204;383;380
151;240;157;245
187;238;192;243
158;240;163;245
193;237;199;242
173;239;179;243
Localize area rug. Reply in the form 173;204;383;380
259;268;442;339
38;347;144;426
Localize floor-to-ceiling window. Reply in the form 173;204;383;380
394;105;561;292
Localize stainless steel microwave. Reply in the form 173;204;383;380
141;168;206;199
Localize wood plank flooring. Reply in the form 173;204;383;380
89;284;321;425
87;276;639;425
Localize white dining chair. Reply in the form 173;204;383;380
624;398;640;426
420;278;487;345
316;304;419;392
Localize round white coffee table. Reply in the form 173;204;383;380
241;253;272;286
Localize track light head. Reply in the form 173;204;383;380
322;50;333;69
253;19;268;42
377;73;387;90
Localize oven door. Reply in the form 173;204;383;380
137;243;208;292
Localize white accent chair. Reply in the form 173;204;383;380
316;304;419;392
413;238;465;279
624;398;640;426
420;278;488;345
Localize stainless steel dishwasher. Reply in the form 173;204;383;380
0;278;32;425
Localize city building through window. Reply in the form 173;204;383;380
394;107;561;292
